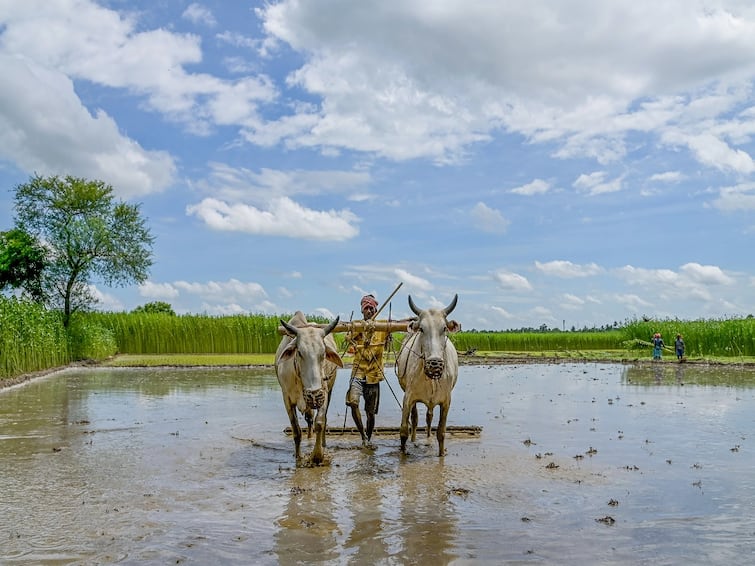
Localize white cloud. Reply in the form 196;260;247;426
0;54;176;198
535;260;602;278
185;197;359;241
493;270;532;291
562;293;586;308
470;202;509;234
510;179;551;196
395;269;433;292
182;3;217;27
710;182;755;211
173;279;268;303
573;171;623;195
679;262;735;285
649;171;684;183
491;305;513;318
139;281;181;299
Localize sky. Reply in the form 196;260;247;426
2;0;755;331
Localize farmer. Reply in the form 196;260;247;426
345;294;391;448
652;332;665;360
675;334;685;362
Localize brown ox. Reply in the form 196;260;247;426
275;312;343;465
396;295;460;456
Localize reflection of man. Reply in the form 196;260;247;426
345;294;390;447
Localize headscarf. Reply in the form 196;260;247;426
654;333;661;338
361;294;378;310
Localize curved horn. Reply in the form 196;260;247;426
443;294;458;316
408;295;421;315
323;316;340;336
280;319;300;336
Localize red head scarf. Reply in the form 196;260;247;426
361;294;378;310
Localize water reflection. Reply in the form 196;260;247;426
3;364;755;564
623;363;755;387
275;466;343;563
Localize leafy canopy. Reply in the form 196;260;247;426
13;174;154;325
0;227;48;302
132;301;176;315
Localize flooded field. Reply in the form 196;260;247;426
2;362;755;565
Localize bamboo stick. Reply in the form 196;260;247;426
277;320;412;335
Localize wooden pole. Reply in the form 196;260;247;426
277;320;411;335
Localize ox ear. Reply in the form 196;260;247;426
325;345;344;368
279;340;297;361
446;320;461;333
407;319;418;333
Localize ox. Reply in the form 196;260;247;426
275;312;343;465
396;295;460;456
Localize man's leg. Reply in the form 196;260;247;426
346;378;367;444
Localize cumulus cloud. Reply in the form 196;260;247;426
573;171;623;195
0;54;176;198
395;268;433;292
710;182;755;211
491;306;514;318
535;260;602;278
493;270;532;291
470;202;510;234
139;281;181;300
511;179;551;196
185;197;359;240
182;3;217;27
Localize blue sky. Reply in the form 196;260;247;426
2;0;755;330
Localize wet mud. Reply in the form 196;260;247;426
2;363;755;564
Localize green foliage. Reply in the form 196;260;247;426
12;174;154;326
86;311;291;354
132;301;176;315
66;314;118;361
450;330;624;352
0;228;48;302
0;296;70;379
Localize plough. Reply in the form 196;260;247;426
284;425;482;437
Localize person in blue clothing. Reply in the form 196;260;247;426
652;332;665;360
675;334;685;362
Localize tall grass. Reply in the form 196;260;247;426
622;317;755;358
451;330;624;352
0;296;70;379
85;312;326;354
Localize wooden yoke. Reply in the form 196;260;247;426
277;319;461;335
277;320;413;335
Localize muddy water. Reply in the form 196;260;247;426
1;363;755;565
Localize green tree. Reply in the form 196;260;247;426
132;301;176;315
0;227;48;302
13;174;154;326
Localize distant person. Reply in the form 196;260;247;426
652;333;665;360
675;334;685;362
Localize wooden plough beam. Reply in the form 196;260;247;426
284;425;482;437
277;320;413;335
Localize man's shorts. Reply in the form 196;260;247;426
346;378;380;415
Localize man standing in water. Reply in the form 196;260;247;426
346;294;390;448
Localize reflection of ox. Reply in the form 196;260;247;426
275;312;343;465
396;295;460;456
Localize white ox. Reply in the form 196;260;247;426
396;295;460;456
275;312;343;465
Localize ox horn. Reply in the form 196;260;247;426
280;319;300;336
443;294;458;316
323;316;340;336
408;295;421;316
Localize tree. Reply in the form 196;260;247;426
0;227;49;302
13;174;154;326
132;301;176;315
